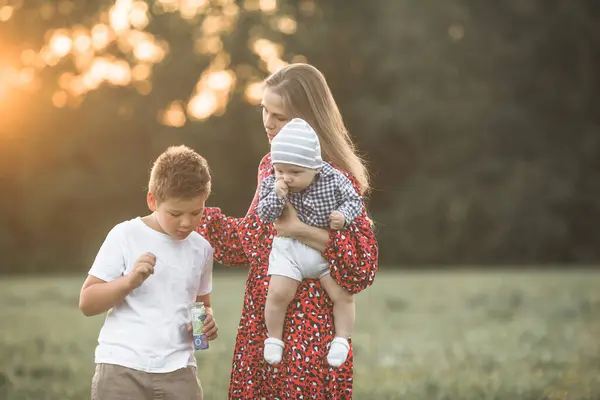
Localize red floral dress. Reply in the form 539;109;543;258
197;154;379;400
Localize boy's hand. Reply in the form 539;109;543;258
329;211;346;230
274;177;289;198
186;314;219;341
127;252;156;289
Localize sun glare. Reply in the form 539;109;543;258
91;24;112;51
73;32;92;54
251;38;287;73
259;0;277;13
0;6;14;22
130;2;150;29
20;49;36;66
131;64;151;81
0;64;37;107
49;31;73;58
133;40;163;62
276;16;297;35
0;82;7;102
109;0;133;33
206;70;233;91
160;101;187;127
188;92;218;120
5;0;297;121
244;82;263;104
108;60;132;86
52;91;68;108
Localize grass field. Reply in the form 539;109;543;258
1;270;600;400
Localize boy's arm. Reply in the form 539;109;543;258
256;175;286;223
195;250;218;340
79;275;134;316
79;224;155;316
336;174;364;227
195;293;212;314
79;252;155;316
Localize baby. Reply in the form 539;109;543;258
257;118;363;367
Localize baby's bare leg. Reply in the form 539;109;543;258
320;274;355;367
320;274;355;338
264;275;299;364
265;275;299;340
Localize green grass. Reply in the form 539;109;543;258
1;270;600;399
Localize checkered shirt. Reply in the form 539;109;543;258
257;162;363;228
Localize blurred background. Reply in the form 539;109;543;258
1;0;600;399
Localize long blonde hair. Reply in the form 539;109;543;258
265;63;370;195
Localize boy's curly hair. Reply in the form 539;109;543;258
149;145;211;203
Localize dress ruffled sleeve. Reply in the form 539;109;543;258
196;208;248;267
322;173;379;294
195;154;275;267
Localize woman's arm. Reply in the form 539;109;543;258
274;190;378;295
274;203;329;251
293;224;330;252
196;154;275;267
275;206;377;294
322;210;378;294
196;208;249;267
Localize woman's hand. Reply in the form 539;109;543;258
274;202;330;252
273;202;302;238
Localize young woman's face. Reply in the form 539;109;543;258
261;88;290;143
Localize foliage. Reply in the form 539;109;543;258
1;0;599;272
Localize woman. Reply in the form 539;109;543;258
197;63;378;399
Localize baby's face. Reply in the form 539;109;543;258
273;163;317;192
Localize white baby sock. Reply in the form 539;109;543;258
264;337;285;364
327;337;350;367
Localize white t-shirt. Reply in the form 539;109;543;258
88;217;213;373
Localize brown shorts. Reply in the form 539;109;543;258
91;363;203;400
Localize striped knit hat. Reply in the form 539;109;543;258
270;118;323;169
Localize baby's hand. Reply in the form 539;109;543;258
274;178;289;198
329;211;346;230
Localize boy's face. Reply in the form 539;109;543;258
273;163;317;192
147;192;208;240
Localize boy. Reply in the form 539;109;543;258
79;145;218;400
257;118;363;367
